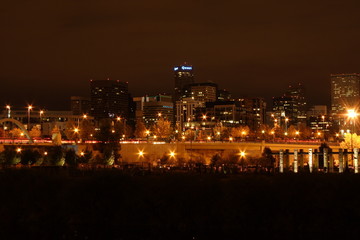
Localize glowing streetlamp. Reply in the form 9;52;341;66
16;147;22;153
5;105;11;118
239;151;246;158
169;151;175;158
285;117;289;134
202;115;207;121
27;105;33;129
138;150;144;158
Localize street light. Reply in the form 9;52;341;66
285;117;289;134
27;105;33;130
5;105;11;118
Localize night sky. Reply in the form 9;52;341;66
2;0;360;110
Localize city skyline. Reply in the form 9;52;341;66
2;1;360;109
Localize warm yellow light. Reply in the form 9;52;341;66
217;131;220;135
229;137;233;141
270;131;275;135
261;130;265;134
6;105;10;109
138;151;144;157
80;152;84;156
154;135;157;139
285;118;289;122
347;109;357;119
112;130;115;133
117;117;121;121
20;132;24;136
74;128;79;133
239;151;246;157
336;133;339;137
169;151;175;157
83;114;87;119
295;131;299;135
284;132;288;136
158;112;162;117
182;136;186;140
207;136;211;140
145;130;150;135
202;115;207;120
241;131;246;135
28;105;33;110
317;132;321;136
16;148;22;153
44;151;48;156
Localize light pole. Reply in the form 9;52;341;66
6;105;11;118
27;105;32;130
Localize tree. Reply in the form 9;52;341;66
340;133;360;149
78;148;93;165
80;119;95;141
20;148;41;166
64;120;79;141
94;118;121;165
134;120;147;138
29;126;41;138
298;123;312;139
9;128;23;138
184;129;195;141
0;146;21;166
43;146;64;166
64;148;78;167
231;126;250;141
152;118;172;140
287;125;298;138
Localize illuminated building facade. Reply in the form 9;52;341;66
174;64;195;102
183;82;218;102
331;73;360;116
143;95;173;127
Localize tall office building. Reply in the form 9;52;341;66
183;82;218;102
284;83;307;122
331;73;360;116
174;63;195;102
90;79;129;119
70;96;90;115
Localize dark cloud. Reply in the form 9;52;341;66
1;0;360;109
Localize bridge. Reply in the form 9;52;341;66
0;118;33;143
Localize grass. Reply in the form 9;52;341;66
0;168;359;239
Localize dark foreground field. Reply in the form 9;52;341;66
0;169;359;240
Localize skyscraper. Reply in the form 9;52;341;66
174;63;195;102
183;82;218;102
70;96;90;115
284;83;307;123
331;73;360;116
90;79;129;119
